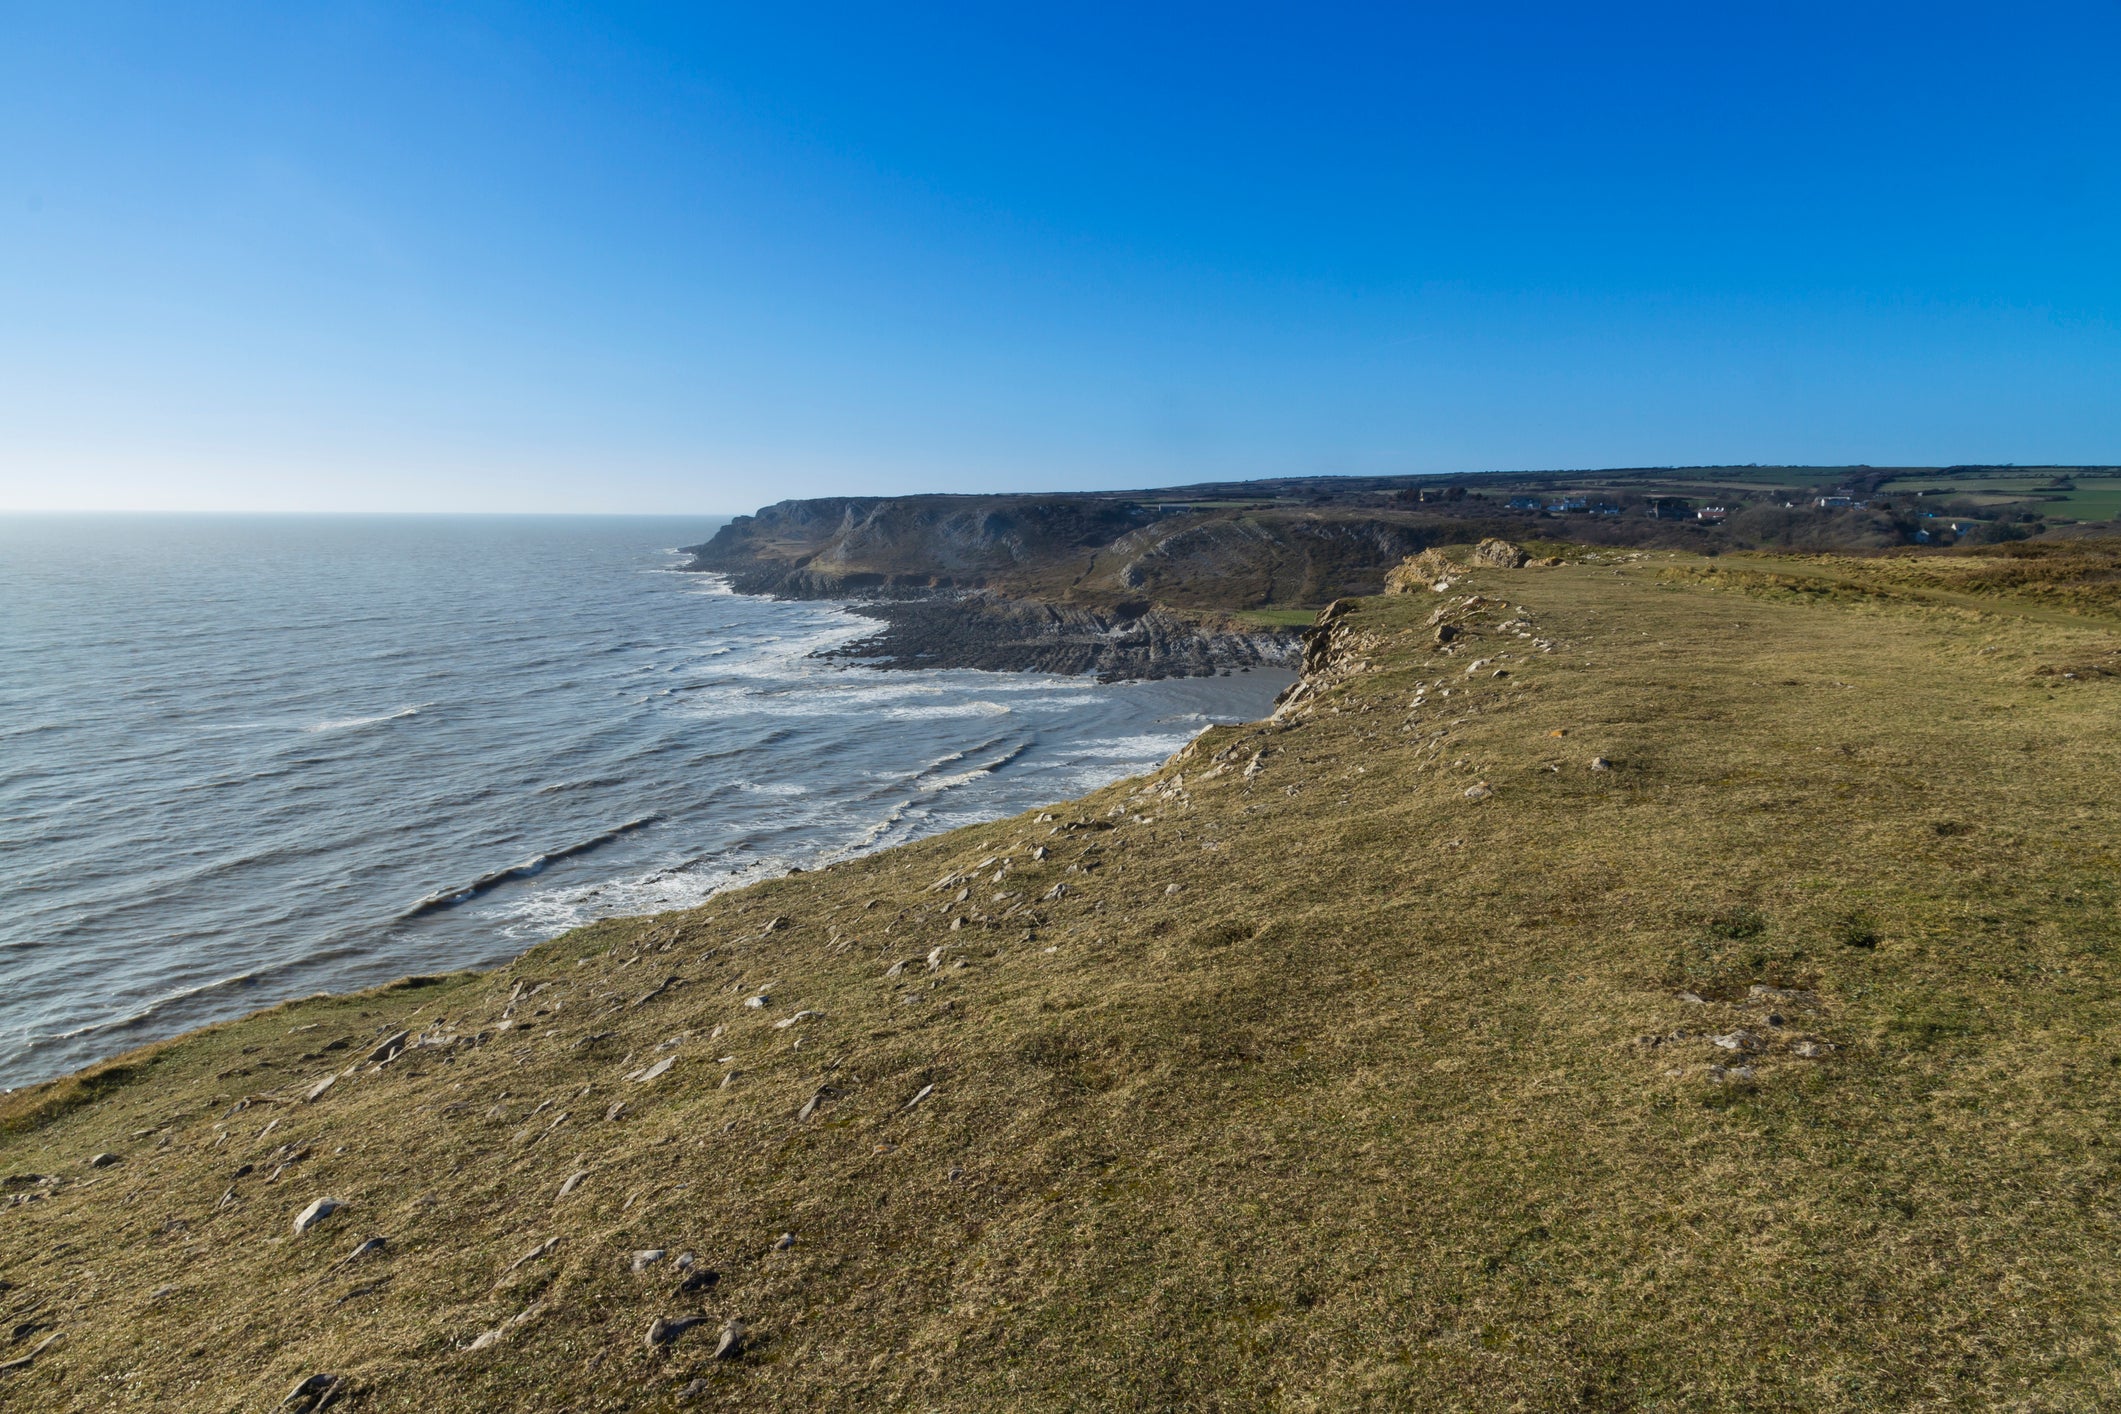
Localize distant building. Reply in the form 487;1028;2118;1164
1547;497;1589;513
1697;506;1728;523
1814;495;1868;510
1507;495;1544;511
1646;498;1690;519
1591;503;1622;515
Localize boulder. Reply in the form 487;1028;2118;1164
1469;538;1528;568
1384;549;1455;593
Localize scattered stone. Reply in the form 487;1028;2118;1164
632;1249;666;1272
772;1010;819;1029
293;1198;342;1234
883;959;909;978
712;1318;748;1360
630;1056;675;1083
304;1074;338;1104
501;1236;559;1277
1710;1031;1760;1053
0;1331;63;1374
647;1314;707;1347
927;946;947;970
557;1170;589;1199
902;1084;935;1112
631;976;680;1008
1165;883;1183;895
279;1373;339;1409
1589;756;1611;771
1463;783;1492;802
1791;1040;1834;1059
86;1152;121;1169
367;1030;411;1064
342;1236;387;1264
1676;991;1707;1005
761;916;788;934
719;1070;743;1088
1044;882;1068;901
678;1268;721;1295
605;1099;627;1121
796;1087;837;1122
743;994;769;1009
464;1301;546;1351
677;1377;709;1401
1707;1064;1755;1084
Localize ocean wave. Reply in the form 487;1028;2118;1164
49;969;263;1042
305;704;424;734
914;739;1032;795
400;815;659;918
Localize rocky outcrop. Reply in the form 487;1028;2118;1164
1468;537;1529;568
1384;538;1526;593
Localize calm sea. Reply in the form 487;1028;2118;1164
0;515;1289;1088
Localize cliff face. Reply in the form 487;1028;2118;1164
685;493;1502;610
12;548;2121;1409
685;496;1159;597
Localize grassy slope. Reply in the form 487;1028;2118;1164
6;555;2121;1411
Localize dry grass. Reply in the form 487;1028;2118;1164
5;555;2121;1411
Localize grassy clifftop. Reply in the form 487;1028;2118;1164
6;548;2121;1410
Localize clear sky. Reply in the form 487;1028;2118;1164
2;3;2117;512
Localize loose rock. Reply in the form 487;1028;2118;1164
632;1249;666;1272
712;1318;748;1360
0;1331;63;1373
647;1314;706;1347
87;1152;121;1169
293;1198;342;1234
280;1373;339;1409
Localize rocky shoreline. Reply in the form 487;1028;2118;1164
815;593;1298;681
686;553;1299;681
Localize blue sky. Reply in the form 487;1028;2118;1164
2;2;2116;512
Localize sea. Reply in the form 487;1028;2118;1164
0;515;1291;1089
